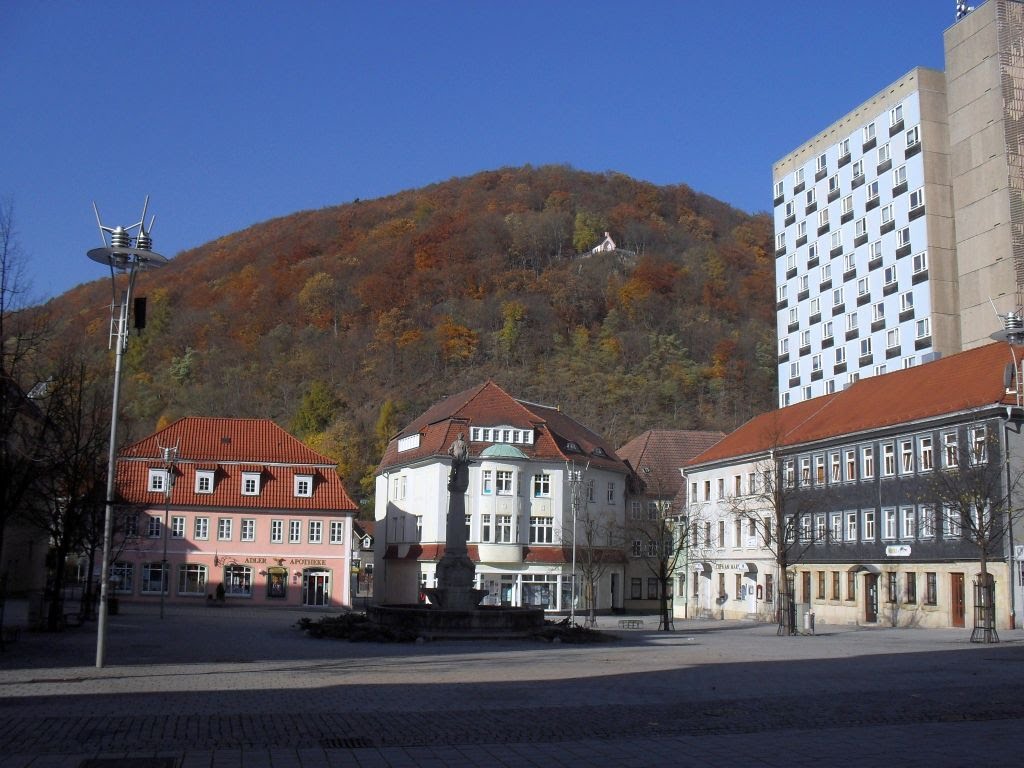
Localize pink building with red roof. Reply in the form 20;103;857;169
374;381;632;613
113;417;358;608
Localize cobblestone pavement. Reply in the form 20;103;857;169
1;605;1022;767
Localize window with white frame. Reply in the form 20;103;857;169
943;432;959;468
897;227;911;248
812;354;822;372
271;519;283;543
816;153;827;172
818;209;829;227
878;142;891;164
842;195;853;215
861;446;875;478
217;517;232;541
919;436;934;471
775;180;784;198
882;443;896;476
195;470;214;494
866;180;879;200
802;385;812;401
863;510;876;540
872;302;885;323
289;520;301;543
776;232;786;250
808;242;818;261
241;471;261;496
795;168;805;185
830;231;842;251
294;475;313;497
840;138;851;155
853;159;865;177
171;516;185;539
881;204;894;225
886;328;900;349
810;297;820;316
870;240;883;261
533;473;551;497
834;286;845;307
789;307;798;324
905;125;920;147
830;512;842;542
846;511;858;541
857;277;870;297
860;338;872;357
799;274;809;293
790;361;800;379
883;508;897;539
308;520;322;544
890;104;904;125
779;337;789;355
194;516;209;540
111;561;134;593
970;425;988;463
148;468;169;493
883;265;897;287
530;514;554;544
943;505;962;538
178;564;208;596
141;563;167;594
330;520;345;544
900;291;914;312
241;518;255;542
874;364;887;377
835;346;846;365
800;329;811;347
900;439;914;473
845;449;856;481
797;220;807;239
822;320;834;339
912;251;928;273
920;506;935;537
916;317;931;339
147;515;161;538
495;514;513;543
855;217;867;238
901;507;916;539
910;188;925;209
806;188;816;205
893;164;906;186
864;123;876;142
830;453;841;482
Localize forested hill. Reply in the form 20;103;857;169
38;165;776;504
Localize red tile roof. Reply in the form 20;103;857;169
378;380;628;473
688;342;1021;467
117;417;357;512
617;429;725;499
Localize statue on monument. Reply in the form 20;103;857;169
447;432;470;492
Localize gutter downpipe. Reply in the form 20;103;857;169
1005;408;1018;629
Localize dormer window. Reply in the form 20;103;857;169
566;441;581;453
241;471;261;496
469;425;534;445
148;468;170;493
195;470;215;494
362;535;372;549
592;447;607;458
294;474;313;498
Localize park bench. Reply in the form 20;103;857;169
618;618;643;629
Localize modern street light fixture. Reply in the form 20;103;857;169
88;197;168;668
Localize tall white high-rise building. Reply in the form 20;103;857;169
773;0;1024;405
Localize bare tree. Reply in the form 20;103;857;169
627;502;696;631
725;450;828;635
24;356;110;629
922;421;1023;643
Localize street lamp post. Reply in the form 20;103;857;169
159;444;178;620
88;198;168;668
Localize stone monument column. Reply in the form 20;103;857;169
426;434;486;610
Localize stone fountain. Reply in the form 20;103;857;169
368;434;544;639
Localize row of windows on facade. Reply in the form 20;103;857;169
468;426;534;444
796;568;940;606
773;104;919;204
678;503;968;551
778;250;928;313
693;428;987;506
775;175;924;255
130;513;347;545
107;561;314;597
146;468;316;497
782;320;930;376
779;358;922;406
390;471;619;503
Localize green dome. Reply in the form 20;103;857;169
478;443;528;459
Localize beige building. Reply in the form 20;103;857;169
773;0;1024;404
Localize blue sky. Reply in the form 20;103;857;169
2;1;957;303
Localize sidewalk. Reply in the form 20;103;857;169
1;605;1022;767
